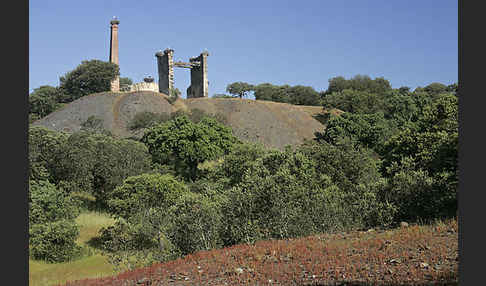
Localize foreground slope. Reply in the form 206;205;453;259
32;92;328;149
61;219;458;286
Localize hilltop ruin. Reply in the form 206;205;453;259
108;18;208;97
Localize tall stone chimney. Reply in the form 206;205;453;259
109;18;120;92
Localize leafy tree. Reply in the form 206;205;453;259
210;142;269;187
423;82;448;95
287;85;321;106
397;86;411;95
381;93;458;221
29;180;82;262
29;86;63;119
253;83;321;105
28;126;68;182
119;77;133;92
321;89;384;114
29;219;82;262
253;83;284;102
29;180;79;225
99;210;178;271
107;173;188;219
226;82;254;99
59;60;119;102
128;111;171;130
141;115;239;180
221;145;394;245
42;131;152;206
325;75;392;95
446;82;458;94
316;112;395;154
163;192;224;254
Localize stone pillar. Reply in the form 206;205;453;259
188;51;209;98
109;18;120;92
155;49;174;95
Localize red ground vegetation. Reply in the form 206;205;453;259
61;219;458;286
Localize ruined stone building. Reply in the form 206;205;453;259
108;18;209;97
129;76;158;92
156;49;209;98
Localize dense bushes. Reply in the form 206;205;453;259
28;127;152;206
29;180;82;262
107;173;188;219
380;93;458;221
141;114;239;180
318;79;458;223
29;220;82;262
163;192;224;254
28;85;63;121
29;180;79;224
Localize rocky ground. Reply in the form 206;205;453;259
61;219;458;286
32;92;332;150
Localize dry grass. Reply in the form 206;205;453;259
60;219;458;286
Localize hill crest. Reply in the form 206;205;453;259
32;91;331;149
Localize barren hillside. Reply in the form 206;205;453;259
32;91;332;149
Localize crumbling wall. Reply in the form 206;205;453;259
155;49;174;95
187;51;209;98
129;82;159;92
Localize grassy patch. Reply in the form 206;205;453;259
75;211;115;245
29;254;114;286
29;211;116;286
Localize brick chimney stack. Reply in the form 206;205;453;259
109;17;120;92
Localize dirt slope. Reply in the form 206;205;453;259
32;92;328;149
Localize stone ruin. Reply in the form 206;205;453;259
109;18;208;97
156;49;209;98
129;76;158;92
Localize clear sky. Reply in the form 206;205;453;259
29;0;457;98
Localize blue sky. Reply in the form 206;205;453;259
29;0;457;98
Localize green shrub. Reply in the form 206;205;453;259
99;210;179;271
107;173;188;219
141;115;238;180
219;146;394;246
51;131;152;205
128;111;171;130
383;158;456;222
29;219;81;262
211;142;269;187
28;126;68;182
29;180;79;224
163;192;224;255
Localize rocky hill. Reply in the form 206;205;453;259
32;91;335;149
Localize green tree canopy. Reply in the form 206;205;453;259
29;85;63;120
316;112;395;154
423;82;448;95
119;77;133;92
107;173;188;220
141;115;239;180
59;59;119;102
325;75;392;95
226;82;254;99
